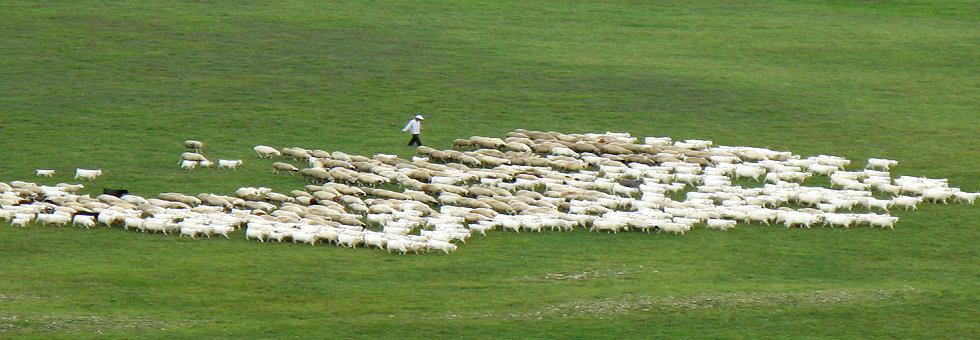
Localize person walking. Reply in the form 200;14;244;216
402;114;424;146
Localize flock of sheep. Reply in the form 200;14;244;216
3;129;978;254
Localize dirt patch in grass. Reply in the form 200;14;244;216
0;294;41;302
0;312;196;334
513;265;654;281
448;286;918;320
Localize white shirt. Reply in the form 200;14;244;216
402;119;421;134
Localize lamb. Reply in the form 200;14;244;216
180;160;198;170
74;168;103;181
253;145;281;158
35;169;55;177
218;159;243;170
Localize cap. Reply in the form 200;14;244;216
415;115;424;120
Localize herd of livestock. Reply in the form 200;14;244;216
3;129;978;254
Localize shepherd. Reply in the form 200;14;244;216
402;114;424;146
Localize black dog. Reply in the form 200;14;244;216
102;188;129;197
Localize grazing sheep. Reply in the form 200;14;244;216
181;152;209;162
253;145;281;158
35;169;55;177
184;140;203;152
272;162;299;174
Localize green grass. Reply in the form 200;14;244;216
1;0;979;338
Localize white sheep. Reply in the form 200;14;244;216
35;169;55;177
336;231;364;248
822;213;857;228
865;158;898;170
426;239;458;254
38;213;71;227
218;159;243;170
865;215;899;229
245;227;269;242
921;187;955;203
10;217;31;227
952;191;979;205
291;230;318;245
386;238;412;254
658;222;690;235
72;215;97;228
890;196;922;210
363;232;387;250
706;218;737;231
643;136;672;146
74;168;103;181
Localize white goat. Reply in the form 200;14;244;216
218;159;243;170
74;168;103;181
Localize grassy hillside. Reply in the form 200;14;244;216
1;1;978;338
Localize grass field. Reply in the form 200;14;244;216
2;1;979;338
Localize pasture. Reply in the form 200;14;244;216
2;1;979;338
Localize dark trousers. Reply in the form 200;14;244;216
408;134;422;146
